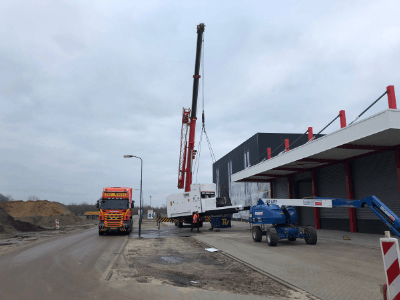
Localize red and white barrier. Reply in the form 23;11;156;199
381;231;400;300
55;219;59;230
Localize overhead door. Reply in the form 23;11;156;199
273;177;288;199
297;179;314;226
353;151;400;220
317;163;349;219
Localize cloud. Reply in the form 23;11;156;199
0;0;399;206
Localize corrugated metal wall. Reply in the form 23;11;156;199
353;151;400;220
273;177;289;199
317;163;349;219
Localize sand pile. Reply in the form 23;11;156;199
0;207;45;234
0;200;72;218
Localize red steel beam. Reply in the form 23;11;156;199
311;169;320;229
237;178;270;183
387;85;397;109
274;167;309;172
308;127;313;141
339;110;346;128
337;144;392;151
300;158;341;163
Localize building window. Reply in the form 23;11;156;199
244;150;250;169
227;161;232;195
216;168;220;197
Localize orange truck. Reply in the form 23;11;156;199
97;187;134;235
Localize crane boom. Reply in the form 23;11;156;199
177;23;205;192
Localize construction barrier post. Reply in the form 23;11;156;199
380;231;400;300
387;86;397;109
267;148;271;159
285;139;289;152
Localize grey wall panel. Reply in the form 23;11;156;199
317;163;349;219
353;151;400;220
273;177;289;199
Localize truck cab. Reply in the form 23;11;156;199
98;187;134;235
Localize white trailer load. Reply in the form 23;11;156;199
166;183;244;218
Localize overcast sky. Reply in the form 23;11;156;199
1;0;399;207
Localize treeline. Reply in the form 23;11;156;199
67;202;97;215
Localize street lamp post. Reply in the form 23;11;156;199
124;155;143;237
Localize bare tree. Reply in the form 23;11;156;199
5;195;14;201
0;194;9;202
27;195;40;201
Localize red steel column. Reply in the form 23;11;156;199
267;148;271;159
339;110;346;128
311;169;320;229
287;176;292;199
345;160;357;232
308;127;313;141
285;139;289;152
395;146;400;197
338;112;357;232
387;85;397;109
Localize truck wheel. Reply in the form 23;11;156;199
304;227;317;245
266;228;279;246
99;230;104;236
178;222;183;228
288;237;296;242
252;226;262;242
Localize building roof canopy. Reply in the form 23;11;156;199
232;109;400;183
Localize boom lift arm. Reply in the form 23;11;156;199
258;196;400;239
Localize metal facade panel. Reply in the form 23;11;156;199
317;163;349;219
273;177;289;199
353;151;400;220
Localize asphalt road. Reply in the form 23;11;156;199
0;228;129;300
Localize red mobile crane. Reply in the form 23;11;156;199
177;23;205;192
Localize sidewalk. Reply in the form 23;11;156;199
193;222;387;300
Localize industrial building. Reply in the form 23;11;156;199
229;86;399;234
212;132;324;208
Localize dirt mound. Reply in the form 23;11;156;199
16;214;85;229
0;207;45;233
0;200;72;217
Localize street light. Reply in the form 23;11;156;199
124;155;143;237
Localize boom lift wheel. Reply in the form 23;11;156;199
252;226;262;242
304;227;317;245
266;227;279;246
98;230;104;236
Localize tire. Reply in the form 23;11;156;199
178;222;183;228
99;230;104;236
252;226;262;242
304;227;317;245
288;237;296;242
266;227;279;246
